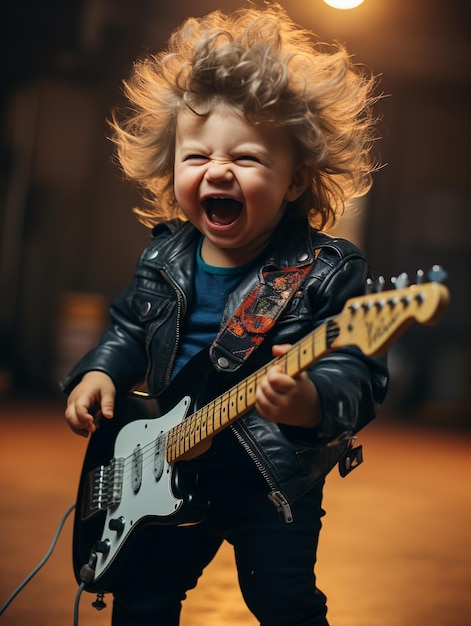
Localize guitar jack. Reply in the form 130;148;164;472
79;552;97;584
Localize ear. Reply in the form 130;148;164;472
285;165;312;202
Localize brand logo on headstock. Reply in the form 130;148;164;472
365;309;401;348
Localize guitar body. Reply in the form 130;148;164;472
73;354;216;592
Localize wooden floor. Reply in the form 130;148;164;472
1;398;470;626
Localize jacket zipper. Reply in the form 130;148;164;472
158;268;186;387
230;424;293;523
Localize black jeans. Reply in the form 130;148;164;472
111;438;329;625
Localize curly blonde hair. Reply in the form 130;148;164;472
110;4;380;230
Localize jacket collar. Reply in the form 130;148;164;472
262;215;317;270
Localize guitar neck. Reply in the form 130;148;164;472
165;324;328;463
165;279;449;464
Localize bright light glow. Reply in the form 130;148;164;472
323;0;364;9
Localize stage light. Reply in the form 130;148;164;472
323;0;364;9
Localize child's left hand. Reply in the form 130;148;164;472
255;344;321;429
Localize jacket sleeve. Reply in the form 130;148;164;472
306;250;389;442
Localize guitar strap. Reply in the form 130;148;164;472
209;249;320;373
209;246;363;480
209;248;363;477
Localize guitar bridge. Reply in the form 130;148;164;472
81;458;125;521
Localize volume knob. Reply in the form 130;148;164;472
109;517;125;533
94;539;110;555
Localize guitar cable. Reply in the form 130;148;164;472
0;503;81;622
74;583;87;626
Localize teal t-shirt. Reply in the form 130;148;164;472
171;240;258;378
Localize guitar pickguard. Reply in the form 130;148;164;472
73;395;209;591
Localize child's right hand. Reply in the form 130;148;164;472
65;371;116;437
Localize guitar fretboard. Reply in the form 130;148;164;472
165;323;329;462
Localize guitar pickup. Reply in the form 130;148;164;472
81;458;125;521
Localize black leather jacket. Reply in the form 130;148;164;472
61;217;388;519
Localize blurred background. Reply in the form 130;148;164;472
0;0;470;424
1;3;470;624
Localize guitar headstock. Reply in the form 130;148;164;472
330;267;450;357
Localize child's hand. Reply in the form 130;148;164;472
65;371;116;437
255;344;321;429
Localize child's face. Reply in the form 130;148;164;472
174;105;309;267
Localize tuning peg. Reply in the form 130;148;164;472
376;276;386;292
415;269;425;284
365;278;374;294
427;265;448;283
391;272;409;289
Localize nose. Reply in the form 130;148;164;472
204;158;234;182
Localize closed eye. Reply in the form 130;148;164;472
234;155;261;164
183;154;209;163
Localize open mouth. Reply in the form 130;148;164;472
203;197;243;226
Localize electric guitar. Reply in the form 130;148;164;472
73;275;449;592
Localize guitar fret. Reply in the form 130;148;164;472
212;396;222;431
314;328;326;357
284;346;300;377
206;403;215;435
255;367;268;392
245;375;257;406
167;425;178;463
180;420;188;455
299;334;315;368
188;413;197;448
219;392;230;427
187;415;197;448
200;405;209;439
178;421;187;457
183;419;192;454
193;412;201;444
236;380;247;413
228;388;238;419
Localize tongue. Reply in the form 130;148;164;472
207;198;242;225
